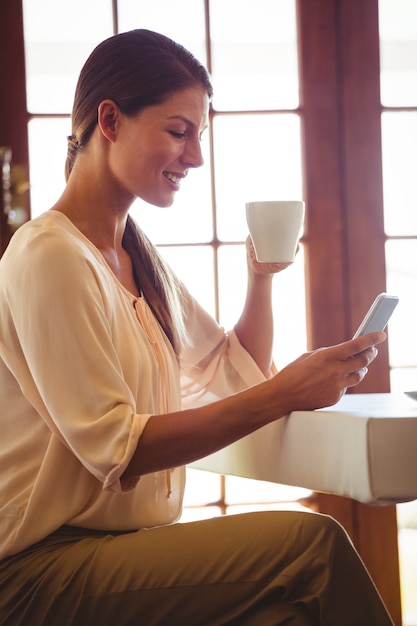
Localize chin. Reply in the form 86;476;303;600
156;196;176;208
139;191;176;208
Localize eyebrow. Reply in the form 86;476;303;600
167;115;196;127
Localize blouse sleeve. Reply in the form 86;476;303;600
1;223;150;492
179;287;270;409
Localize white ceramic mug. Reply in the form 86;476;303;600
245;200;305;263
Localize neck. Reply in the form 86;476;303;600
51;171;134;252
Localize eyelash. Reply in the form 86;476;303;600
169;131;187;139
169;130;205;142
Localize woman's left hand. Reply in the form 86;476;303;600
246;236;296;276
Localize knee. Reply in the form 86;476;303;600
317;513;352;543
291;511;354;556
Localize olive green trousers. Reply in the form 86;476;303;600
0;510;393;625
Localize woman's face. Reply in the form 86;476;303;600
108;86;210;208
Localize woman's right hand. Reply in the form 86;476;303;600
124;332;386;479
268;331;386;413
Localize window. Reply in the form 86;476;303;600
379;0;417;392
379;2;417;623
22;0;309;520
2;0;409;620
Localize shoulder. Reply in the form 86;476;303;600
5;211;88;254
2;211;99;269
0;211;106;294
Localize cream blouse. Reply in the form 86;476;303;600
0;211;266;559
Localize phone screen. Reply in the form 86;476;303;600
352;293;399;338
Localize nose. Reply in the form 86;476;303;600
182;137;204;169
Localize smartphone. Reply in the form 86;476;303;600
352;293;399;338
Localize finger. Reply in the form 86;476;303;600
346;366;368;388
337;332;386;361
343;344;379;380
353;331;386;351
246;236;293;274
351;346;378;367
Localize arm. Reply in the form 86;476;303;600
122;331;386;480
234;237;294;376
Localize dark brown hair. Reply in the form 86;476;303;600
66;30;213;355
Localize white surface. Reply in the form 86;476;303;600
190;393;417;504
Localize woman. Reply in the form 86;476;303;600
0;29;393;625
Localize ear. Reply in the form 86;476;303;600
97;100;120;143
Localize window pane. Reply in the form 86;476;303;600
225;502;309;514
23;0;113;113
213;113;303;242
381;112;417;236
118;0;207;64
224;475;310;504
379;0;417;106
182;469;222;507
217;244;247;330
157;245;216;318
179;506;222;522
218;244;306;367
210;0;298;110
390;367;417;393
271;245;307;369
385;240;417;373
28;118;71;217
397;524;417;626
129;138;213;245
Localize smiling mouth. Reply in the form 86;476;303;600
163;171;183;187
